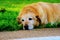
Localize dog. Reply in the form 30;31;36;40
17;2;60;30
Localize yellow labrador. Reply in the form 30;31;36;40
17;2;60;30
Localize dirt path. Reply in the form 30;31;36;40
0;28;60;40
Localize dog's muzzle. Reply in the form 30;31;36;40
24;24;29;30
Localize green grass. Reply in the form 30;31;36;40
0;0;60;31
0;11;23;31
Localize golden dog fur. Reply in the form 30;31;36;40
17;2;60;29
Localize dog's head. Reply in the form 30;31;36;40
17;6;41;30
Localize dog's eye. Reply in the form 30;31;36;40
29;18;32;20
22;19;24;21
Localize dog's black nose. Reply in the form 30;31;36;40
24;25;29;30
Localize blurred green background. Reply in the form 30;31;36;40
0;0;60;31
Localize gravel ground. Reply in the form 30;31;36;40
0;28;60;40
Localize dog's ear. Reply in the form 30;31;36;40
17;17;21;24
36;16;41;24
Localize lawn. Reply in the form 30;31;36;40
0;0;60;31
